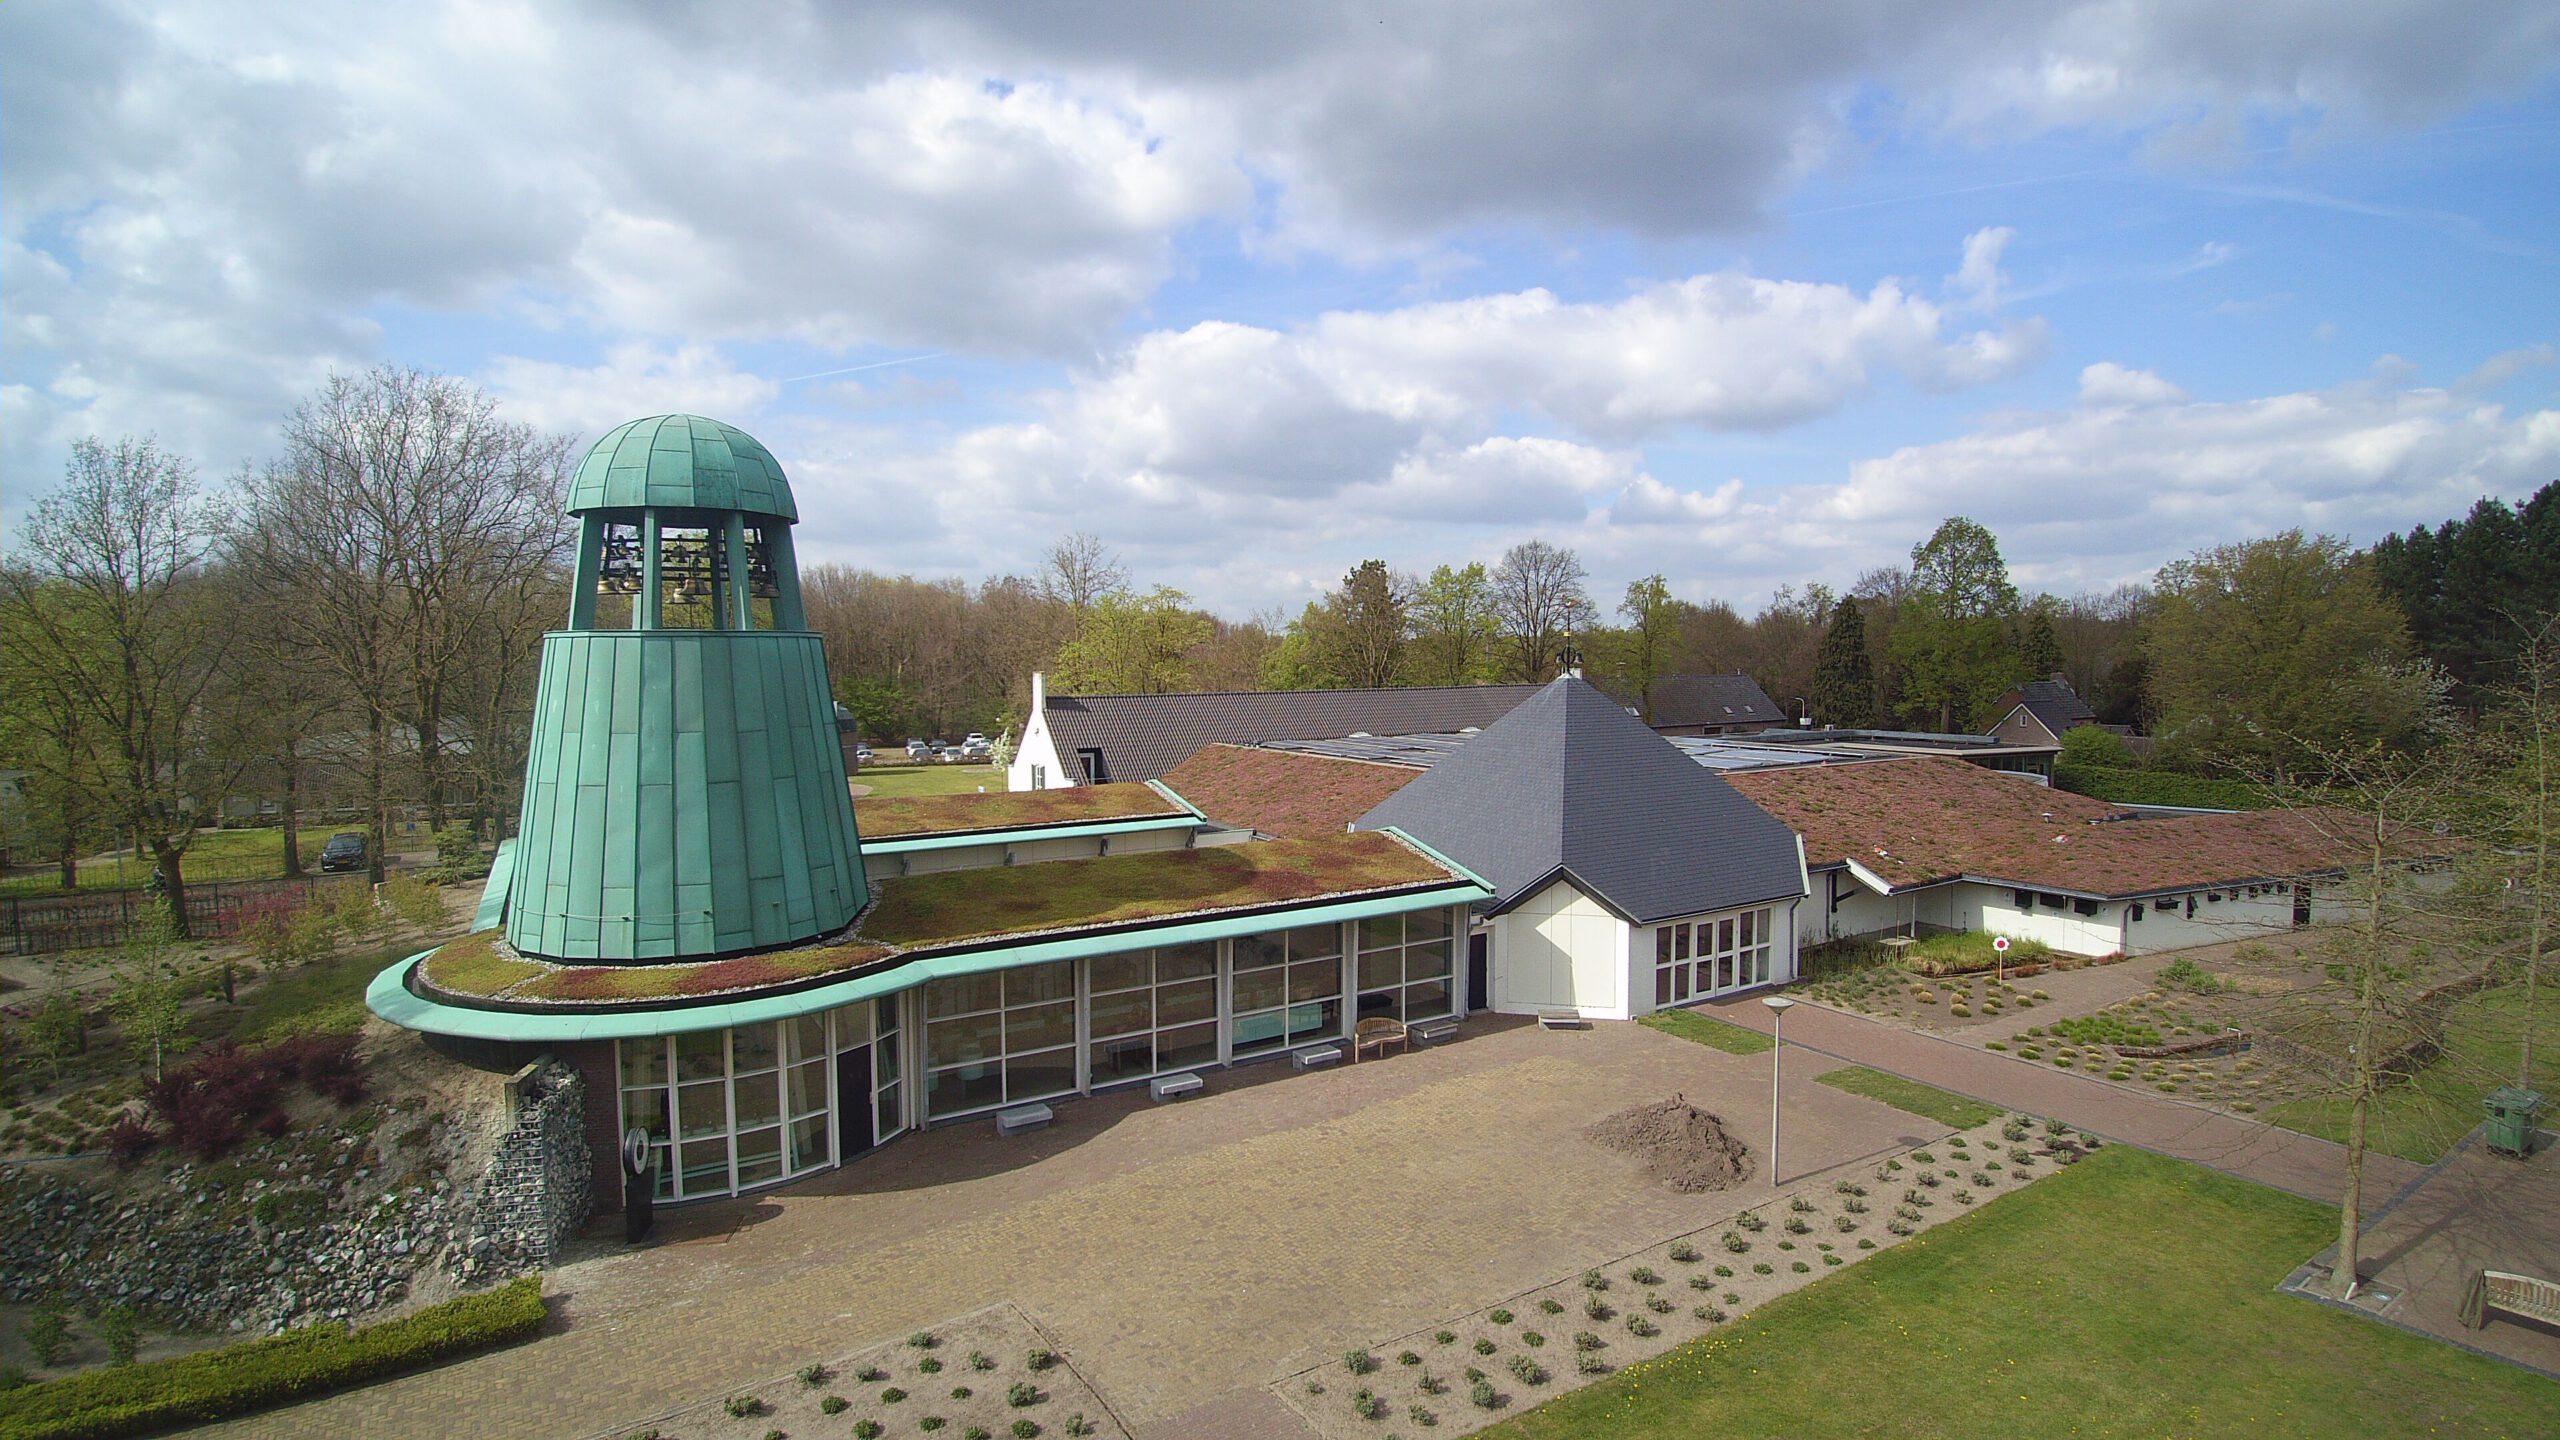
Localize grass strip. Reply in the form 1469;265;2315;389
1813;1064;2002;1129
1638;1008;1772;1054
1481;1146;2557;1439
0;1276;546;1440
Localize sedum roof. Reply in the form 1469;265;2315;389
854;781;1188;840
1159;743;1422;838
565;414;798;521
1728;756;2403;897
408;829;1474;1011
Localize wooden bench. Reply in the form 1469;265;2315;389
1538;1009;1585;1031
994;1102;1053;1136
2460;1269;2560;1331
1292;1045;1343;1071
1412;1017;1461;1046
1353;1016;1409;1062
1148;1072;1204;1103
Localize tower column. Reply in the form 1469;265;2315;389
638;508;665;630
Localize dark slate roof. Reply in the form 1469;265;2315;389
1648;673;1784;728
1045;684;1543;784
2004;678;2096;738
1353;678;1807;923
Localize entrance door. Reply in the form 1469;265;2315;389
835;1043;876;1158
1467;931;1490;1013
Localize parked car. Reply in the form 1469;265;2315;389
318;831;369;873
961;737;992;761
853;743;874;764
904;738;933;762
938;742;968;763
964;731;988;747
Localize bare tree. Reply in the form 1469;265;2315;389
233;367;572;880
1;437;238;927
1039;532;1127;613
1491;540;1591;683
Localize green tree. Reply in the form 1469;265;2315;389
1409;563;1500;685
2020;601;2064;679
2057;723;2134;768
1617;574;1683;721
1261;600;1345;690
2146;531;2429;783
1;437;238;927
112;901;193;1083
1330;560;1409;688
1051;587;1212;694
1810;596;1877;728
1891;517;2022;731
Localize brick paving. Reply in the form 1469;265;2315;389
206;1015;1929;1440
1702;993;2426;1203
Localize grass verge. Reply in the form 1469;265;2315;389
1638;1008;1772;1054
0;1276;546;1440
849;763;1004;799
1813;1064;2002;1129
2267;980;2560;1164
208;943;420;1042
1480;1146;2557;1439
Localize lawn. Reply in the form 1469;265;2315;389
1482;1145;2558;1440
1639;1007;1772;1054
850;762;1004;799
0;828;432;898
211;943;424;1041
2268;980;2560;1164
1813;1064;2002;1128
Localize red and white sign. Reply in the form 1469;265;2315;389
1992;936;2011;952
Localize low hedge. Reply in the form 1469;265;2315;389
2053;762;2267;811
0;1276;546;1440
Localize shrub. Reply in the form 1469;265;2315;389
859;1366;887;1382
1788;1196;1816;1213
952;1386;973;1400
821;1396;850;1414
1695;1306;1726;1323
1433;1330;1456;1345
1752;1263;1773;1275
1352;1388;1386;1420
970;1350;995;1371
1721;1231;1749;1253
22;1307;69;1368
798;1363;831;1386
910;1331;938;1349
883;1387;908;1403
1505;1354;1547;1387
1344;1350;1376;1375
1407;1403;1436;1427
1833;1215;1858;1233
1025;1348;1055;1371
1735;1210;1766;1231
0;1276;544;1439
1008;1380;1039;1406
1012;1422;1039;1440
1472;1338;1495;1356
1488;1308;1513;1325
380;875;447;933
1397;1350;1420;1366
1582;1295;1610;1321
1576;1353;1607;1376
1519;1331;1543;1348
1471;1378;1500;1409
1645;1296;1673;1315
1713;1264;1734;1278
1572;1331;1602;1351
1783;1217;1810;1235
1791;1261;1811;1274
1629;1267;1660;1286
102;1115;157;1164
1537;1298;1563;1315
921;1419;947;1434
854;1425;883;1440
1668;1242;1699;1263
724;1395;764;1418
1626;1317;1658;1338
921;1357;944;1374
1581;1269;1609;1290
95;1308;137;1368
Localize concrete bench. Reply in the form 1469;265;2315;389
1538;1009;1585;1031
1292;1045;1343;1071
995;1102;1053;1136
1149;1072;1204;1103
1412;1017;1461;1046
2462;1268;2560;1331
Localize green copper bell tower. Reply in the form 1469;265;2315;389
504;415;867;962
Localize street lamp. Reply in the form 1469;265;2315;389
1764;995;1797;1184
1786;696;1810;729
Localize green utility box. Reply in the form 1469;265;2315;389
2484;1086;2543;1157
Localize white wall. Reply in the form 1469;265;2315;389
2114;887;2299;954
1007;672;1073;792
1490;880;1629;1020
1797;870;2308;959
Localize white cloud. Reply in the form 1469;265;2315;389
2078;362;2189;406
482;344;782;441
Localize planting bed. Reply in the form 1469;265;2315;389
1278;1113;2090;1438
599;1302;1122;1440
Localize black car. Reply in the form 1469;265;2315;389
318;832;369;873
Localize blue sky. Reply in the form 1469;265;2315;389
7;2;2558;617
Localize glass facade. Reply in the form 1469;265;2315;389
613;902;1465;1199
1353;908;1457;1023
1652;905;1777;1007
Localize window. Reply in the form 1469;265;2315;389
1086;941;1221;1085
1231;922;1343;1055
618;1012;857;1202
924;961;1077;1120
1353;908;1457;1025
1075;747;1106;783
1030;763;1047;790
1652;906;1776;1007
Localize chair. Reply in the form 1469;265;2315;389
1353;1016;1409;1062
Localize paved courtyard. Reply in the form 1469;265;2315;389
210;1015;1931;1440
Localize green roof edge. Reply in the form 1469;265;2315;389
370;877;1491;1042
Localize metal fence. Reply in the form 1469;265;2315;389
2;873;369;956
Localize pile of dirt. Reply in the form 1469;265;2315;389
1586;1094;1754;1192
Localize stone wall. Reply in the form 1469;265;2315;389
561;1039;629;1213
452;1055;593;1282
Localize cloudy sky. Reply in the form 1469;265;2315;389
8;2;2560;617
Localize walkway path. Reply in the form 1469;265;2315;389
1703;994;2426;1204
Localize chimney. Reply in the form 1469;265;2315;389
1031;670;1046;712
